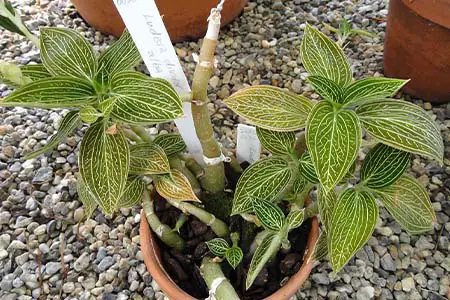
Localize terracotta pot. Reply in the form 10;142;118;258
384;0;450;103
140;209;319;300
71;0;247;42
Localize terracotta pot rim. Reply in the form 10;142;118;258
401;0;450;29
139;208;319;300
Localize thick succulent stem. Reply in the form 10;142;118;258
169;156;201;196
130;125;153;143
122;128;142;143
142;191;185;252
190;11;226;194
166;199;229;237
200;257;240;300
294;132;307;158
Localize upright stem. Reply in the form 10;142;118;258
191;9;226;194
130;125;153;143
169;156;201;196
200;257;240;300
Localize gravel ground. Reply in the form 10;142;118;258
0;0;449;299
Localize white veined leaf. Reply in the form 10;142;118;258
306;101;361;190
342;77;408;106
246;231;282;290
96;29;141;84
300;24;352;86
79;121;130;215
317;185;338;232
76;174;98;219
117;176;146;208
153;134;187;156
253;199;285;231
0;0;25;35
80;106;102;124
329;188;378;272
206;238;230;257
356;99;444;165
256;127;296;155
232;156;294;215
286;209;305;230
307;75;344;103
155;169;201;202
225;247;244;269
375;175;436;234
0;77;97;108
20;64;51;81
224;85;313;131
310;230;328;263
129;143;171;175
109;71;183;125
360;143;410;189
40;27;97;80
25;110;81;159
298;152;319;184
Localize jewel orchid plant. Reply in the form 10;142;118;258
0;1;443;298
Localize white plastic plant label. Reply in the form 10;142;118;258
113;0;204;164
236;124;261;164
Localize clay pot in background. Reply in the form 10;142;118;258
70;0;247;42
384;0;450;103
139;209;319;300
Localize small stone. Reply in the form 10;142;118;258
8;240;27;251
0;211;11;224
402;277;415;292
32;167;53;184
74;252;90;272
33;224;47;236
415;236;434;250
73;207;85;223
380;253;396;271
0;249;8;259
98;256;115;272
312;273;330;285
45;262;61;275
62;282;75;294
356;286;375;300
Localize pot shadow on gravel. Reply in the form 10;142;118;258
150;162;312;300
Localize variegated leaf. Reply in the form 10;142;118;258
40;27;97;80
80;106;102;124
25;111;81;159
298;152;319;184
256;127;296;155
206;238;230;257
155;169;200;202
0;0;24;35
246;232;282;290
291;175;310;197
301;24;352;86
226;247;244;269
96;29;141;84
329;188;378;272
318;185;338;232
0;77;97;108
20;64;51;81
375;175;436;234
361;143;410;189
356;99;444;164
310;230;328;262
117;176;146;208
76;174;98;218
153;134;187;156
307;75;344;103
286;209;305;230
109;71;183;125
79;121;130;215
232;156;293;215
253;199;285;231
306;101;361;190
0;62;31;87
224;85;313;131
343;77;408;106
129;143;171;175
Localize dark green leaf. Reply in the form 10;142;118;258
253;199;285;231
117;176;146;208
206;238;229;256
329;188;378;272
256;127;296;155
25;111;81;159
307;75;344;103
298;152;319;184
76;174;98;218
317;185;338;232
306;101;361;190
343;78;408;106
0;77;97;108
40;27;97;80
0;1;24;35
20;64;51;81
153;134;187;156
375;175;436;234
301;24;352;86
356;99;444;164
129;143;171;175
225;247;243;269
310;230;328;262
224;85;313;131
361;143;410;189
79;121;130;215
232;156;294;215
109;71;183;125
